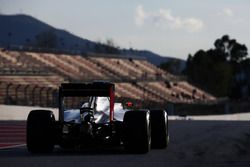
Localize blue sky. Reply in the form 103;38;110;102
1;0;250;60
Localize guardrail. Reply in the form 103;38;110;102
0;82;58;107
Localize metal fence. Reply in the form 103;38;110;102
0;82;58;107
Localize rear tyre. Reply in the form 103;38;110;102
27;110;56;153
150;110;169;149
123;110;151;153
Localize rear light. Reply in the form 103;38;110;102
126;101;133;107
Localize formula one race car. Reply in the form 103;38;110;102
26;81;169;153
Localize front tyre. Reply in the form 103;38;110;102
27;110;56;153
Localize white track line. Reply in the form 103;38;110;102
0;144;26;150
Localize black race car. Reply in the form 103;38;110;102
26;81;169;153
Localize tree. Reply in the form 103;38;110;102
230;43;248;63
7;32;13;48
186;50;232;96
185;35;249;98
159;59;182;75
214;35;248;63
104;38;120;54
106;38;115;48
35;30;58;48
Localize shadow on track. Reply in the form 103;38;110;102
0;146;130;157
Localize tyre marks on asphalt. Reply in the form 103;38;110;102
0;121;26;149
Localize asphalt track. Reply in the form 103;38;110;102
0;120;250;167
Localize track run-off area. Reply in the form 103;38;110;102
0;121;26;149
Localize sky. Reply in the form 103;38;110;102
0;0;250;60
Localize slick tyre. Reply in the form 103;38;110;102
123;110;151;153
150;110;169;149
27;110;56;153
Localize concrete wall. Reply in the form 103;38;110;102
1;104;250;121
0;105;58;120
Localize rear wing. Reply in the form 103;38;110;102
58;82;115;122
59;82;114;97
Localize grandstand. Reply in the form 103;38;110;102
0;48;216;108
